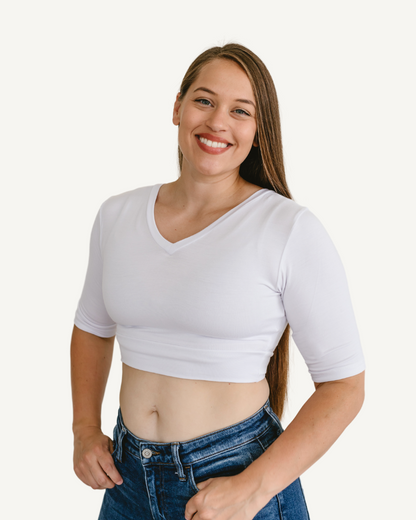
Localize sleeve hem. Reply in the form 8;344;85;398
310;362;366;383
74;319;116;339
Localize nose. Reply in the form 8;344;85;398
206;107;228;132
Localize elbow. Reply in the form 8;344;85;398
346;370;366;421
315;370;366;422
355;370;366;415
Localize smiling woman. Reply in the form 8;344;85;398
173;59;258;177
71;43;365;520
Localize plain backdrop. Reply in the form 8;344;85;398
1;1;415;518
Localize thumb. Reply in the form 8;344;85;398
196;478;212;491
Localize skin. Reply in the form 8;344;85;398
71;59;365;519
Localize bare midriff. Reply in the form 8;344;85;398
119;364;270;443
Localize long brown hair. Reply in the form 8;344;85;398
177;44;292;419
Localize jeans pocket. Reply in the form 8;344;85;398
110;438;120;464
256;420;282;453
189;439;265;494
187;465;201;495
266;408;284;433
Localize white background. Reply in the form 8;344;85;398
1;1;415;518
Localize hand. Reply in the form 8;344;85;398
73;426;123;490
184;475;261;520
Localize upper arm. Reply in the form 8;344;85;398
279;210;365;383
72;324;116;347
74;209;117;338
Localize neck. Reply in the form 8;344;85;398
170;170;249;212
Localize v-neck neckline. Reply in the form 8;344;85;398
147;183;268;254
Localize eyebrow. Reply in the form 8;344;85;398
193;87;256;109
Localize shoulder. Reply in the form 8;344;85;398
259;189;306;219
93;184;158;231
99;184;155;216
88;184;158;237
254;189;310;239
252;190;339;266
262;190;329;237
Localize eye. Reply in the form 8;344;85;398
195;98;212;106
234;108;250;116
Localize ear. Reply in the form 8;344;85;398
172;92;182;126
252;134;259;147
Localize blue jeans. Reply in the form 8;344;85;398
98;398;310;519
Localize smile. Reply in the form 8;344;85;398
197;136;229;149
195;134;232;155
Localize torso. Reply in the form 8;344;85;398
120;365;270;442
119;179;270;442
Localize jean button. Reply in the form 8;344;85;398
142;448;153;459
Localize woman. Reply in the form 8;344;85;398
71;44;365;520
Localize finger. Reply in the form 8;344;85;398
74;464;92;487
75;462;106;490
99;455;123;485
89;464;116;489
184;498;198;520
84;453;118;490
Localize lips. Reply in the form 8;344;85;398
197;133;231;145
195;133;232;155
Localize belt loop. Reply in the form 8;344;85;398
116;426;126;463
264;397;272;414
171;442;186;481
263;400;284;433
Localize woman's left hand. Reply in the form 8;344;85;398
184;475;262;520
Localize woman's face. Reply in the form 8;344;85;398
173;59;257;181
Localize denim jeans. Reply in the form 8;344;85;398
98;398;310;519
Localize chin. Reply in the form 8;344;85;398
183;159;233;179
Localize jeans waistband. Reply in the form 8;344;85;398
113;397;278;468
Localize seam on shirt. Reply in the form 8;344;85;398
275;206;309;292
98;203;104;260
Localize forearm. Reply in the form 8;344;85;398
70;324;115;435
240;371;365;506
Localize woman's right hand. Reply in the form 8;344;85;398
73;426;123;489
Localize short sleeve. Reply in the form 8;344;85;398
74;208;117;338
278;209;365;382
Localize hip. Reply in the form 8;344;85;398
99;398;310;520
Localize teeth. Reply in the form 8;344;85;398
199;136;228;149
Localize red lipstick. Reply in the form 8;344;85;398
195;134;232;155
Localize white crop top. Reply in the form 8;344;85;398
74;183;365;383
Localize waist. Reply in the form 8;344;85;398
119;364;270;442
113;395;281;464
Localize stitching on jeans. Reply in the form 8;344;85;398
185;425;273;464
275;494;283;519
124;424;273;464
143;465;157;520
257;437;266;451
263;406;284;433
122;421;273;462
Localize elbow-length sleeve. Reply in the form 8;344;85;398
74;207;117;338
278;209;365;382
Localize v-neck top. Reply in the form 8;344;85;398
147;184;268;255
74;183;365;383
